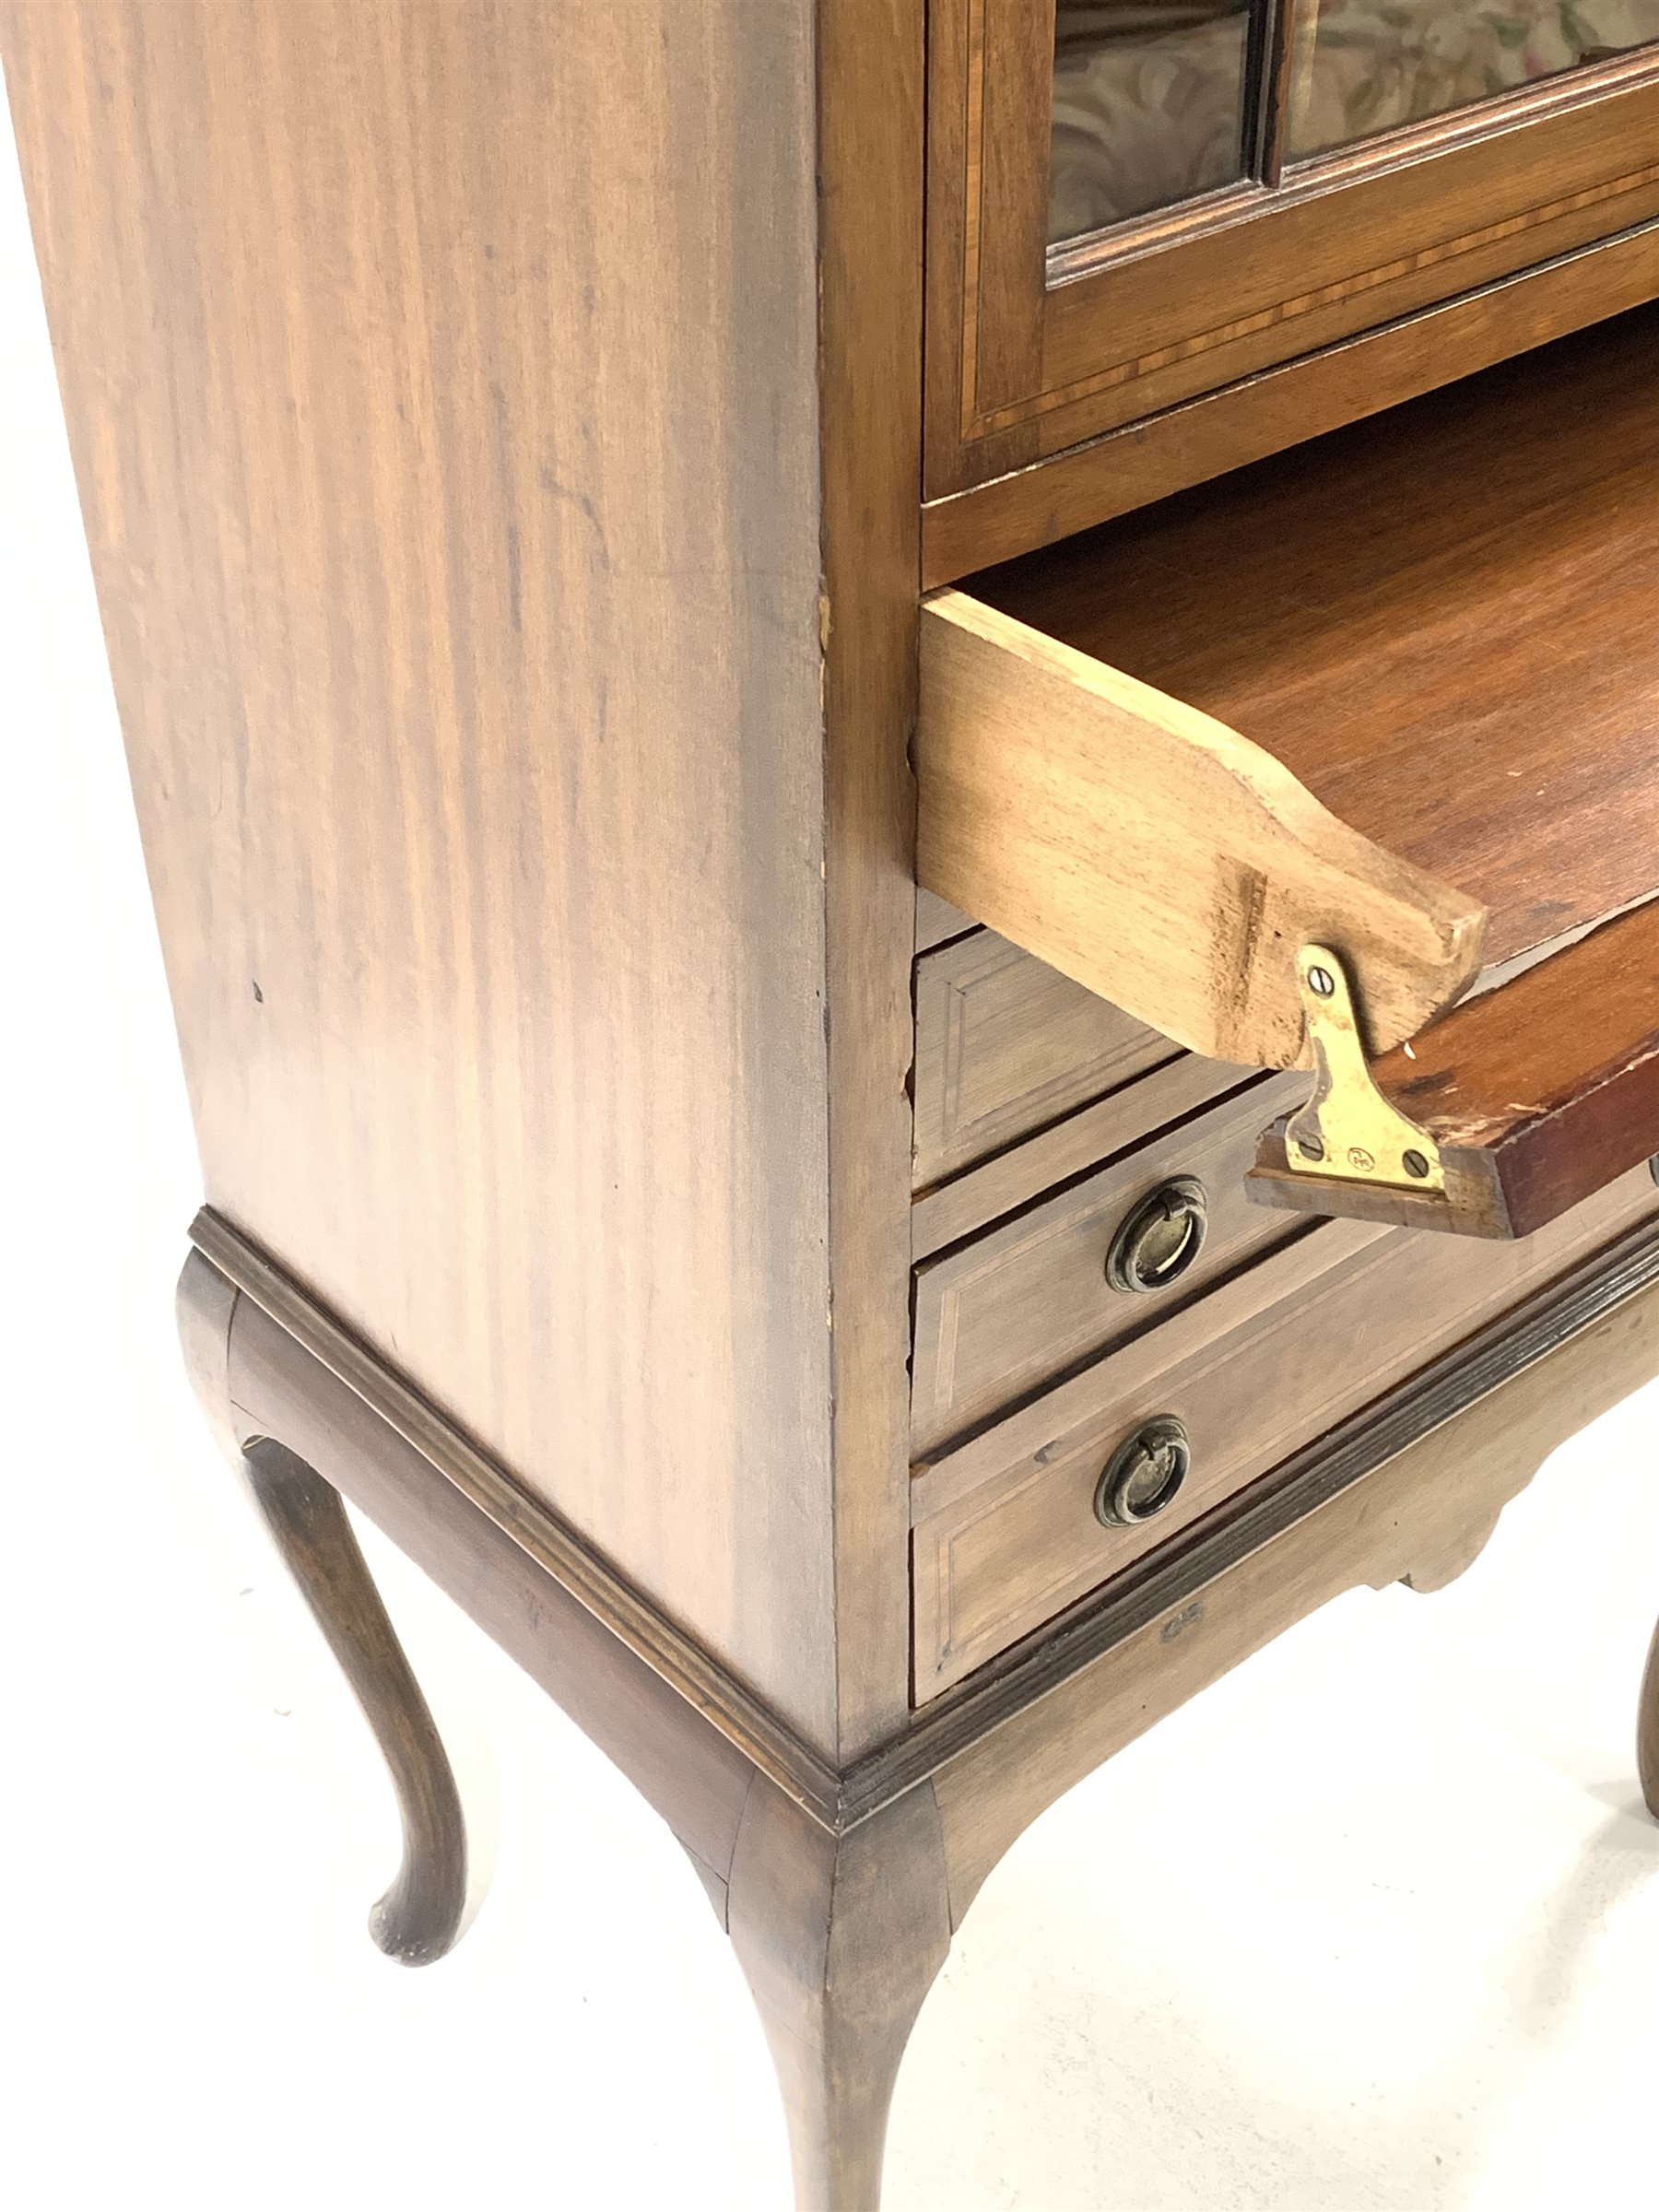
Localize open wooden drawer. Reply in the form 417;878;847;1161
915;307;1659;1241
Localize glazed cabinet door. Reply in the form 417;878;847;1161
925;0;1659;524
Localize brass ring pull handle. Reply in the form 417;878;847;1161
1107;1178;1208;1295
1094;1417;1191;1527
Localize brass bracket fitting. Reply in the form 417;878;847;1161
1285;946;1444;1194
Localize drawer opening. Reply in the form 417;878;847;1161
915;304;1659;1241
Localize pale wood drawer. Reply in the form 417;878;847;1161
913;927;1183;1190
916;318;1659;1241
912;1072;1305;1455
912;1159;1659;1700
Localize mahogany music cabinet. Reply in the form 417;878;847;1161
6;5;1659;2205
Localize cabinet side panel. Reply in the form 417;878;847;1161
3;2;841;1745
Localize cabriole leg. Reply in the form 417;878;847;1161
177;1253;470;1964
725;1775;953;2212
239;1436;470;1963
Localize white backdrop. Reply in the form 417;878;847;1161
4;82;1658;2212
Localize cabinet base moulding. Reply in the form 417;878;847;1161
179;1206;1659;2208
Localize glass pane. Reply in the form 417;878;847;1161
1049;1;1258;243
1285;0;1659;159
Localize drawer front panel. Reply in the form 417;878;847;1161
912;928;1182;1190
912;1073;1304;1454
912;1162;1659;1698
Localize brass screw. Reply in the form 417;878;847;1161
1307;964;1335;998
1403;1149;1430;1180
1297;1134;1325;1161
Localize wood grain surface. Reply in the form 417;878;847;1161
930;1265;1659;1911
1253;900;1659;1238
912;1158;1659;1695
1384;900;1659;1231
912;926;1181;1189
922;216;1659;582
192;1206;848;1823
238;1434;473;1966
911;1073;1302;1453
0;0;907;1754
1033;85;1659;448
195;1222;1659;2200
219;1262;763;1888
813;0;927;1757
914;890;976;955
727;1775;952;2211
973;304;1659;982
911;1048;1255;1260
927;0;1659;496
917;589;1486;1068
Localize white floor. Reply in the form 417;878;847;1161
5;90;1657;2212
